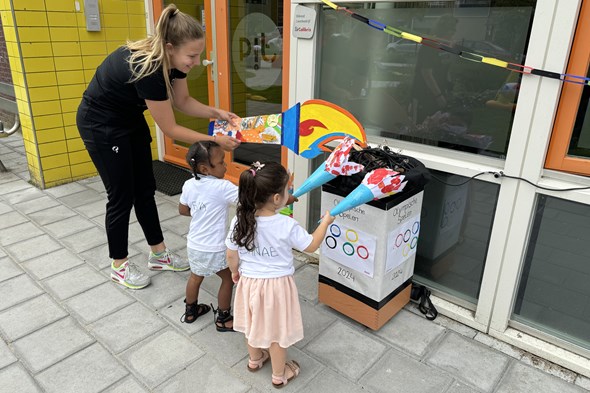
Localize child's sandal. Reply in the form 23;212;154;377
180;299;210;324
211;304;235;332
271;360;300;389
247;349;270;372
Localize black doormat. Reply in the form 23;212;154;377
152;160;192;196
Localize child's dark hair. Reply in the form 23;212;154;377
232;161;289;251
186;141;220;180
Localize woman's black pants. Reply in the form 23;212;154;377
77;103;164;260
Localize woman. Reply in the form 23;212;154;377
76;4;240;289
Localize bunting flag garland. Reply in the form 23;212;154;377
319;0;590;87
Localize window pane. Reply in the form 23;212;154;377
513;195;590;351
567;65;590;159
318;2;535;158
414;171;499;304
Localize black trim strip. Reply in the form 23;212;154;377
319;275;412;310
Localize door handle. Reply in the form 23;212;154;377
202;59;214;66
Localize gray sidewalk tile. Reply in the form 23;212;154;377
36;343;128;393
426;332;510;392
360;349;453;393
88;302;167;354
0;363;42;393
0;222;43;246
81;243;140;270
0;172;20;185
0;201;12;215
295;299;336;349
0;179;32;195
445;382;482;393
159;230;187;252
21;248;85;280
0;211;28;230
0;248;5;258
0;339;17;369
43;215;96;238
154;201;183;221
410;306;478;339
28;204;77;226
158;292;215;334
496;361;588;393
155;354;250;393
160;215;190;236
13;196;60;215
43;182;87;198
305;321;387;381
474;332;524;360
43;265;106;300
294;264;320;303
232;345;324;393
120;329;204;389
5;234;63;263
0;275;43;312
85;180;106;194
0;256;24;283
58;189;105;208
3;187;45;205
12;317;95;373
373;308;445;358
65;282;135;325
129;271;186;310
301;368;367;393
75;199;106;218
576;376;590;391
199;270;222;296
521;352;578;383
60;226;107;253
102;376;149;393
128;221;147;244
0;294;68;341
191;324;248;368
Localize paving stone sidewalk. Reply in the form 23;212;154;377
1;132;589;393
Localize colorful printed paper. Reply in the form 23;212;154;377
385;215;420;273
330;168;407;217
321;221;377;278
211;114;282;144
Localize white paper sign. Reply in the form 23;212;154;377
322;221;377;277
386;215;421;273
293;5;316;39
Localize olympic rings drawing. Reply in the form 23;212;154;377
357;245;369;260
392;220;421;250
395;233;404;247
345;229;359;243
402;243;411;257
412;221;420;234
329;224;341;237
343;242;355;256
403;229;411;242
410;236;418;249
325;236;337;249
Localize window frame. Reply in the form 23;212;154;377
545;1;590;175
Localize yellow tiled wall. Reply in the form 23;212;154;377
0;0;157;188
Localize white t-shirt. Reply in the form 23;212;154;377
226;214;313;278
180;176;238;252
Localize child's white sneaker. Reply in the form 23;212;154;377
147;249;189;271
111;260;150;289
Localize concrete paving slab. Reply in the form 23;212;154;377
102;376;149;393
127;221;147;244
0;210;28;230
474;332;524;360
0;201;12;215
75;198;107;218
27;204;78;226
0;338;17;369
42;265;106;300
5;234;63;263
576;375;590;391
65;282;135;325
43;215;97;239
160;215;191;236
2;187;45;205
88;302;168;354
0;275;43;312
158;291;215;334
0;179;32;195
43;182;87;198
13;195;60;215
36;343;128;393
12;317;95;373
294;264;320;303
0;248;5;258
444;381;482;393
521;352;578;383
0;256;24;283
360;349;453;393
80;243;140;270
58;189;105;208
154;201;183;221
159;230;187;252
304;320;387;381
191;324;248;368
0;172;20;185
295;299;337;349
60;226;107;253
85;180;106;194
120;329;204;389
155;354;250;393
21;248;85;280
373;308;445;358
496;361;588;393
0;294;68;341
426;332;510;392
129;270;186;310
301;368;367;393
0;363;43;393
0;222;43;246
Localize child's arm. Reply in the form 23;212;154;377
227;249;240;283
304;211;335;253
178;203;191;216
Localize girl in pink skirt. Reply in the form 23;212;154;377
226;161;334;388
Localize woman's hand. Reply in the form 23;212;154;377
215;134;240;151
216;108;239;127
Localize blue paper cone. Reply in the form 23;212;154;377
292;162;336;198
329;184;374;216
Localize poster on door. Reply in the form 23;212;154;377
321;221;377;278
386;215;421;273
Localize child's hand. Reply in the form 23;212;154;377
287;194;298;205
321;211;336;225
231;271;240;284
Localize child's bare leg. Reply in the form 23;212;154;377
247;342;265;363
186;273;204;305
268;342;287;376
216;268;233;310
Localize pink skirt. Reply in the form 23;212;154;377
233;275;303;348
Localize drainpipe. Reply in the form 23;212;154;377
0;115;20;172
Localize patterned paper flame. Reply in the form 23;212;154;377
325;137;364;176
363;168;407;199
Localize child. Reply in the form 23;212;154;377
226;161;334;388
179;141;237;331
